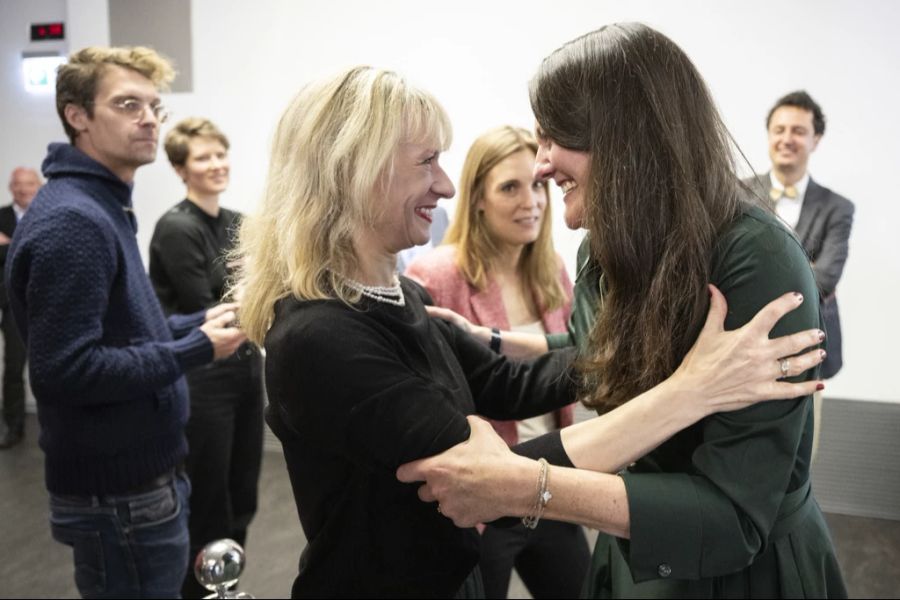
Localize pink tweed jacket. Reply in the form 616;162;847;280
404;244;576;446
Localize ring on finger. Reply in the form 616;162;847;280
780;358;790;377
437;504;442;514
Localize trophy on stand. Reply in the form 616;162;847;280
195;539;254;599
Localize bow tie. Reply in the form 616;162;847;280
769;185;798;202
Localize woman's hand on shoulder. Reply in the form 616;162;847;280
669;285;826;418
425;305;492;345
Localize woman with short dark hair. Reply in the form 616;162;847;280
150;117;264;599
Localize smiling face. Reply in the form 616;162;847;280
65;64;162;182
478;148;547;249
532;125;591;230
767;105;820;178
374;140;455;253
177;136;230;198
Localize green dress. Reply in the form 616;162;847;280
559;206;846;598
547;233;601;353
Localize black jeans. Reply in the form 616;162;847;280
1;306;26;434
181;345;264;598
479;519;590;599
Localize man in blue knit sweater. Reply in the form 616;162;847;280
5;46;246;598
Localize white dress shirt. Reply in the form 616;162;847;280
770;171;810;229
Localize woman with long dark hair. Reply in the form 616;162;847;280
400;23;846;598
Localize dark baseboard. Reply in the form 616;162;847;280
812;397;900;520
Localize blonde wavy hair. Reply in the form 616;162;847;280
56;46;175;143
443;126;567;312
236;66;452;344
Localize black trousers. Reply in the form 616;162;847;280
1;307;26;435
181;346;264;599
479;519;590;599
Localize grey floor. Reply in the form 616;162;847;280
2;414;899;599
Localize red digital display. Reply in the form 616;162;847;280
31;22;65;41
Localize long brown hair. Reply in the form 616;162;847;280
443;126;567;313
530;23;743;411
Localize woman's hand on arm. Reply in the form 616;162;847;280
397;415;631;537
561;284;826;474
398;415;534;526
668;284;825;414
425;305;550;359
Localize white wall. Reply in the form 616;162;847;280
0;0;67;177
1;0;897;402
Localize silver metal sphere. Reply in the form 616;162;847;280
194;538;246;594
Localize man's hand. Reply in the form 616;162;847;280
200;310;247;360
205;302;239;323
0;232;11;245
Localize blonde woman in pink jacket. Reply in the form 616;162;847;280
405;125;588;599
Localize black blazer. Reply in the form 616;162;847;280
745;175;855;378
0;204;19;307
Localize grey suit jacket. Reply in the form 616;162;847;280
745;174;854;378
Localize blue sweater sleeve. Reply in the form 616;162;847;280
18;208;211;403
168;310;206;339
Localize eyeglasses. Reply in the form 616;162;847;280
105;98;170;124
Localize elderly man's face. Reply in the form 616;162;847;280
9;168;41;209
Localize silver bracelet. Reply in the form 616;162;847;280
522;458;552;530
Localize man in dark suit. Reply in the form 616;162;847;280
0;167;40;448
747;90;854;458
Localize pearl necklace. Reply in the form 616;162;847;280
346;275;406;307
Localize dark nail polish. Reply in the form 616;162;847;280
794;292;804;303
816;383;825;391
